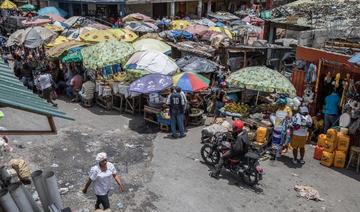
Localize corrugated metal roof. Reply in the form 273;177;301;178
0;60;74;120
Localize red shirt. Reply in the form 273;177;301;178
70;74;83;90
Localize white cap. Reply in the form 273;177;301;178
300;106;309;114
96;152;107;162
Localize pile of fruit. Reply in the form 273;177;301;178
256;104;278;113
224;103;249;115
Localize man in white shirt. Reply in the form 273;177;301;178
290;106;312;164
82;152;125;210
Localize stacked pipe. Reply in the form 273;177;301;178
0;170;64;212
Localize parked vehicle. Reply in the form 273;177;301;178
200;132;263;186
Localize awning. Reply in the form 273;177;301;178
0;60;74;135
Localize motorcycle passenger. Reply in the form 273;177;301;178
210;120;249;178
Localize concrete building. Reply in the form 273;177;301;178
32;0;272;19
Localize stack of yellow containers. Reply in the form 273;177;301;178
318;129;351;168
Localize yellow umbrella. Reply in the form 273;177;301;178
46;36;69;48
0;0;17;9
80;29;118;43
106;28;138;42
44;24;63;32
170;20;191;30
209;27;233;39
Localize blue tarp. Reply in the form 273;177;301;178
349;53;360;66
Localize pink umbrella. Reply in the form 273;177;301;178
22;18;52;27
46;13;65;22
184;24;209;36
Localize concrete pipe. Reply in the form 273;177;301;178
31;170;50;212
0;189;20;212
21;184;41;212
8;183;34;212
44;171;63;210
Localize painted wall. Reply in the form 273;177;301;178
126;3;153;17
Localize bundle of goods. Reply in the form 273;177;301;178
224;103;249;116
255;103;278;114
314;128;350;168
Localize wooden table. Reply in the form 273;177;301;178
96;94;113;111
144;105;161;125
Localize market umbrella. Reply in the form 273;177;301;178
133;38;170;54
81;40;134;70
61;47;83;63
38;6;68;17
184;24;209;36
19;3;35;12
22;18;52;27
129;74;172;94
125;21;158;33
6;26;57;48
46;36;69;48
0;0;16;9
227;66;296;97
209;27;233;39
44;24;64;32
47;40;86;57
106;28;138;42
62;26;96;41
122;13;154;23
80;29;118;43
176;56;218;73
170;20;191;30
45;13;66;22
125;50;178;75
173;72;210;93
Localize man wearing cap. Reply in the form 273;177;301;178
82;152;125;210
290;106;313;164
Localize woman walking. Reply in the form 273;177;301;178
83;152;125;210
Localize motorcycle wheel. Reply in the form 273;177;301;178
242;169;259;186
200;144;220;166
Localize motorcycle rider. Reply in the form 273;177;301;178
210;120;250;178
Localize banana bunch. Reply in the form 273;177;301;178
224;103;249;115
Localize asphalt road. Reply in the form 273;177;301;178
1;100;360;212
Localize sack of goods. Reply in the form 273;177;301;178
320;151;334;167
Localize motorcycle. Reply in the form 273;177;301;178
200;132;263;186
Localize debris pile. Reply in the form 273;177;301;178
272;0;360;28
294;185;324;201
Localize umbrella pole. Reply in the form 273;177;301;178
255;91;259;105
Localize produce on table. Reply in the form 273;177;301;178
224;103;249;115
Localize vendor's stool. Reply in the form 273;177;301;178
346;146;360;173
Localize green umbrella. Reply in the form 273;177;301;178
19;3;35;12
227;66;296;97
61;50;82;63
81;40;134;70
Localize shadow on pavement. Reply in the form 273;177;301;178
276;155;304;169
200;161;264;194
331;167;360;182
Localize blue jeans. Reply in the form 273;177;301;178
171;112;185;137
324;114;338;133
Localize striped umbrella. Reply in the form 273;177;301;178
173;72;210;92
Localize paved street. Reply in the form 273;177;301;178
2;100;360;212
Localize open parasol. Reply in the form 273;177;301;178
133;38;170;54
61;47;83;63
47;40;86;58
38;6;68;17
125;50;178;75
46;36;69;48
122;13;154;22
0;0;16;9
173;72;210;93
81;40;134;70
19;3;35;12
105;28;138;42
129;74;172;94
62;26;96;41
80;29;118;43
170;20;191;30
125;21;158;33
176;56;218;73
6;26;57;48
227;66;296;97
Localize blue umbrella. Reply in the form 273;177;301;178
38;7;68;17
129;74;172;94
